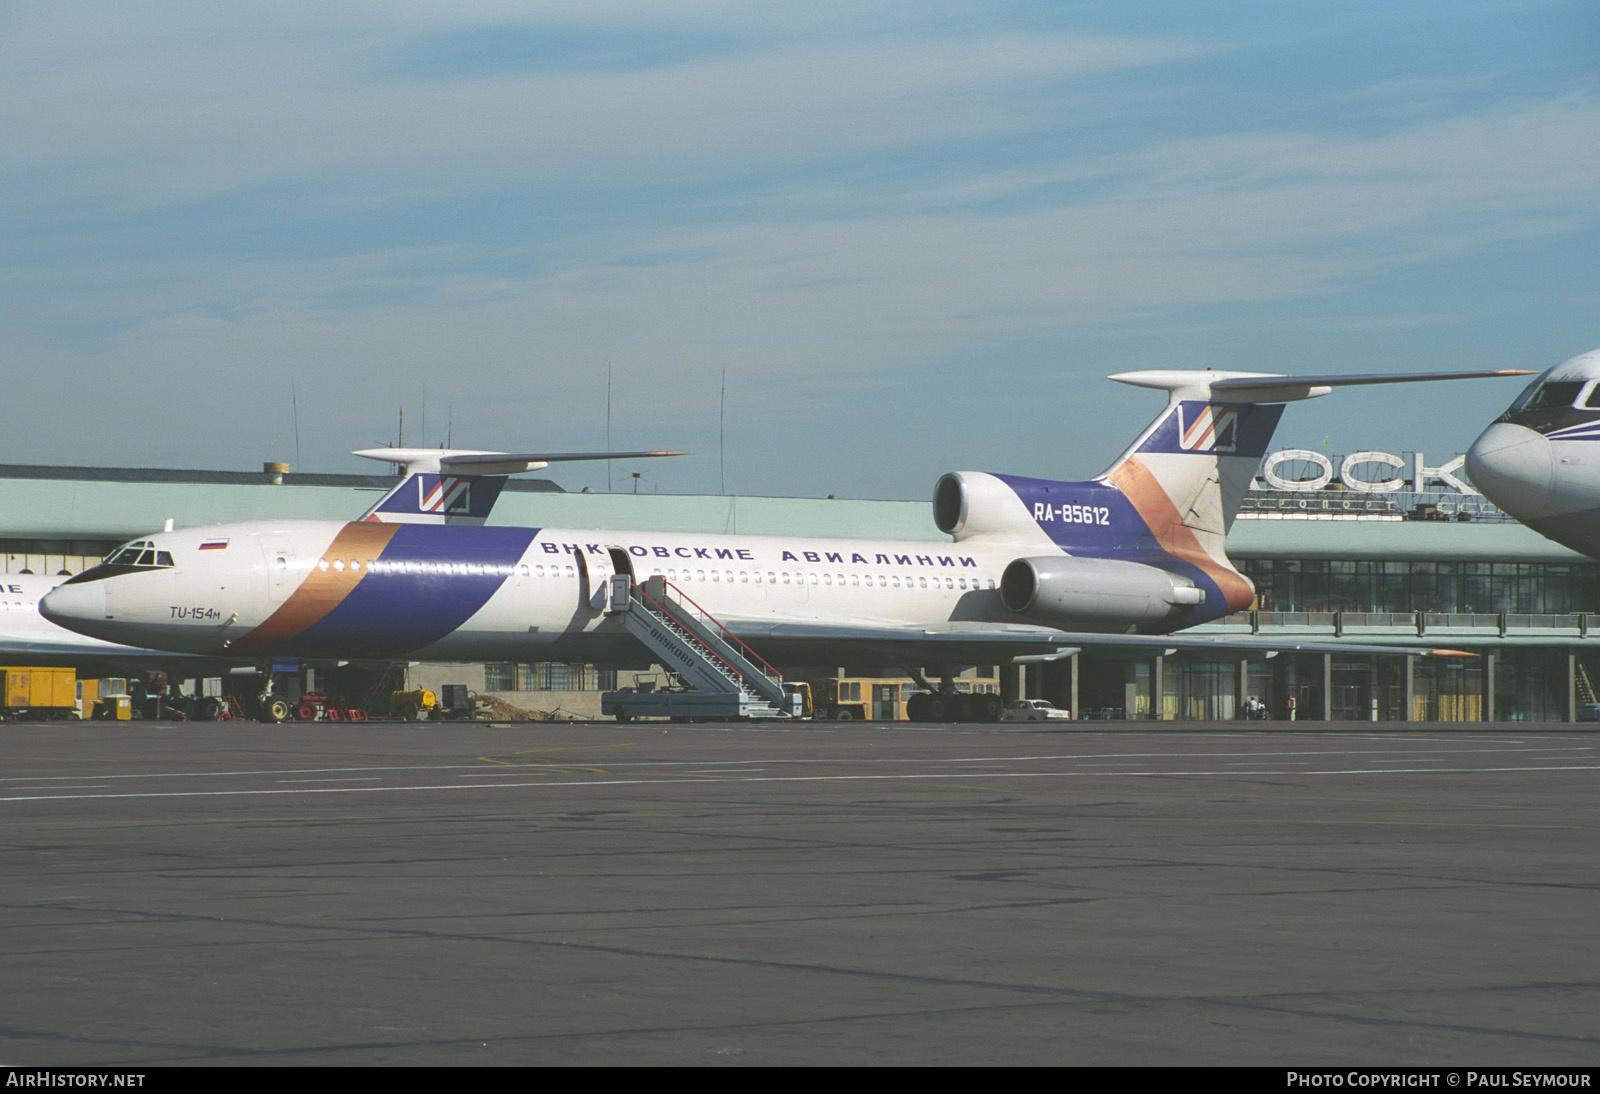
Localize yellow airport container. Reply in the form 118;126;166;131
51;669;75;709
2;671;24;709
78;678;100;721
0;667;79;718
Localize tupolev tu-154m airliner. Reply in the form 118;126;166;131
41;370;1528;697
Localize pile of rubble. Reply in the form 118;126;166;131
473;694;585;722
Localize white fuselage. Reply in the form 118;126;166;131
40;519;1061;665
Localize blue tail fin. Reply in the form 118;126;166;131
352;447;688;525
361;469;509;525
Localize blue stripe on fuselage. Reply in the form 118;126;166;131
994;475;1156;555
292;524;539;657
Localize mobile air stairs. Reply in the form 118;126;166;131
599;574;804;722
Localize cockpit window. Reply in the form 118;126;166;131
104;540;175;569
60;540;178;585
1521;381;1585;411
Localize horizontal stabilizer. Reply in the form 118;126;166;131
353;447;686;476
354;447;686;525
1111;368;1535;405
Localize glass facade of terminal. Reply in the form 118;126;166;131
1040;559;1600;723
1237;559;1600;615
1056;646;1595;724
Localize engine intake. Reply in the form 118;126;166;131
1000;555;1204;628
933;472;1036;539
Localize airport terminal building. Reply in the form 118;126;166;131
3;448;1597;723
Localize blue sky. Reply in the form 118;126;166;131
3;1;1597;500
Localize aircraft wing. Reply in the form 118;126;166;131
723;619;1462;663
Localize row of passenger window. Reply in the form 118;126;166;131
312;557;517;576
633;568;996;591
312;555;996;592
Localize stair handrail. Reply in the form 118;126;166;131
633;579;785;687
646;578;785;684
632;582;762;690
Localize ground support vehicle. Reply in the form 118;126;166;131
0;667;79;720
807;675;907;721
602;680;802;722
432;684;483;721
1002;698;1074;722
808;675;1003;722
599;575;802;721
290;692;369;721
389;689;439;721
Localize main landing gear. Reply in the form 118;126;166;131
904;668;1005;723
904;690;1004;723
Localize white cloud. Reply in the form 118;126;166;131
1;5;1207;211
1;5;1596;494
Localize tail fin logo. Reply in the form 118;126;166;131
420;476;474;513
365;471;506;524
1179;405;1242;453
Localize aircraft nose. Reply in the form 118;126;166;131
39;582;108;631
1466;422;1554;519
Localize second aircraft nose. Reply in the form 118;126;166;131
39;581;108;632
1466;422;1555;519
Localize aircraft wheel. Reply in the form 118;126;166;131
906;693;931;722
260;697;290;724
980;694;1003;722
927;696;950;722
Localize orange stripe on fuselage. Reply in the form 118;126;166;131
1108;457;1254;613
225;522;401;654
